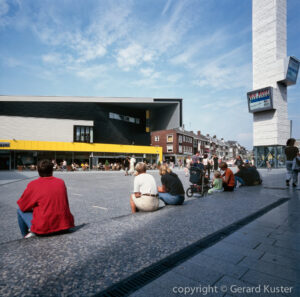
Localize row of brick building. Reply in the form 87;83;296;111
151;128;247;164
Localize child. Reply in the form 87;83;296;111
208;171;223;194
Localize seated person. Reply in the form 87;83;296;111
208;171;223;194
17;159;75;238
234;165;247;186
235;165;262;186
219;162;235;192
130;162;159;213
158;165;185;205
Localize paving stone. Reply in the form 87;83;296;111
238;256;300;282
0;169;298;296
207;241;265;260
188;254;248;280
201;246;245;265
273;239;300;252
222;233;275;249
241;269;300;297
171;261;223;284
260;252;300;271
255;243;300;261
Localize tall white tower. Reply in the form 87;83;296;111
248;0;299;168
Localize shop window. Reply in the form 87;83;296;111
167;134;173;143
167;145;173;152
74;126;93;143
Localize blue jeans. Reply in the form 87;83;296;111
17;209;33;237
235;176;245;186
286;160;298;184
158;193;185;205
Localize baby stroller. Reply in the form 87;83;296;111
186;166;210;197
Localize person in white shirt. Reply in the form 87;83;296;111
128;156;136;175
130;162;159;213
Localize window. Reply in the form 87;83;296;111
167;145;173;152
109;112;140;125
155;136;160;142
178;145;182;153
178;135;182;143
183;136;186;142
74;126;93;143
167;134;173;143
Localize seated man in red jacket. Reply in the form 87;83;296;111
17;159;75;238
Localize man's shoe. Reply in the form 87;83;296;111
292;183;297;187
24;232;35;239
286;180;290;187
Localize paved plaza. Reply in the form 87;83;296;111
0;169;299;297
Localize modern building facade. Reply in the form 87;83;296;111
0;95;182;170
249;0;299;168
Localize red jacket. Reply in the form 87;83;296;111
17;176;75;234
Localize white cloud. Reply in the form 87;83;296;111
73;65;108;80
116;43;154;71
162;0;172;15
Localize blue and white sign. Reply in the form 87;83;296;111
286;57;299;83
278;56;300;86
247;87;274;113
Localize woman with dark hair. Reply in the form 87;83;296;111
285;138;299;187
158;165;185;205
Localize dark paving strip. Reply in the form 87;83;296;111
93;197;289;297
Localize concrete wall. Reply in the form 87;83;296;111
0;116;93;142
252;0;290;146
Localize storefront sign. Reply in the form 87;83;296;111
0;142;10;148
247;87;274;113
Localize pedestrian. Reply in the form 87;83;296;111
203;154;211;179
129;162;159;213
285;138;299;187
157;165;185;205
213;155;219;171
128;155;136;175
124;157;130;176
234;155;244;167
17;159;74;238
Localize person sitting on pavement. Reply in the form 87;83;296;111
219;162;235;192
208;171;223;194
235;165;262;186
17;159;75;238
130;162;159;213
157;165;185;205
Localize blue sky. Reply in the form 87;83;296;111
0;0;299;149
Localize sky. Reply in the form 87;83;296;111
0;0;299;149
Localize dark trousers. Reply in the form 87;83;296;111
223;183;234;192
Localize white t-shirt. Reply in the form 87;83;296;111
203;158;208;165
130;158;136;166
133;173;157;195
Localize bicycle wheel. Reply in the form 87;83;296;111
186;187;193;197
